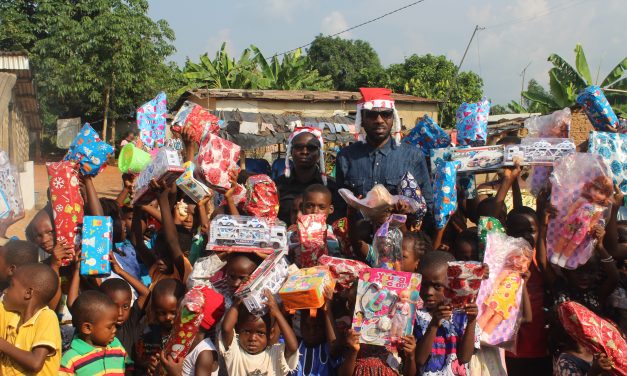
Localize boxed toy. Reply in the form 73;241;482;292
172;101;220;143
433;160;460;229
451;145;504;172
196;132;241;190
504;138;575;166
0;150;24;219
576;85;619;131
404;114;450;156
80;216;112;277
176;161;211;203
162;286;205;362
296;214;328;268
208;214;287;254
352;268;421;349
234;250;289;314
47;161;84;262
455;98;490;146
64;123;114;176
279;266;335;316
132;147;184;205
136;92;167;150
444;261;485;309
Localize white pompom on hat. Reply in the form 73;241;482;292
354;87;402;145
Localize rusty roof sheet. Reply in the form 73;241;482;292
0;52;42;131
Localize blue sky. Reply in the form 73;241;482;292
147;0;625;105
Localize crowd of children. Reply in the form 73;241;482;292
0;122;625;376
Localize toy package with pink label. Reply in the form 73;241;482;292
547;153;612;269
476;232;533;348
352;268;421;350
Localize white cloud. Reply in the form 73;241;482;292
262;0;312;22
206;29;235;56
320;11;350;37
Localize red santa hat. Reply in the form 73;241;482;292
355;88;402;145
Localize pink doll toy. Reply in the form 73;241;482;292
478;246;532;335
551;175;613;267
389;289;411;340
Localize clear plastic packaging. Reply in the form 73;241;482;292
0;150;24;219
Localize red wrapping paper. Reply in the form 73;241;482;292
332;217;352;258
297;214;328;267
196;133;240;190
444;261;485;309
47;161;84;263
163;286;206;362
319;255;369;292
244;175;279;219
172;102;220;143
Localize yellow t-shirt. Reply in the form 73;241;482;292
0;303;62;376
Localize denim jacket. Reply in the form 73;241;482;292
336;139;434;230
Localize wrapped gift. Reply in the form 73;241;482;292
398;172;428;227
319;255;369;292
444;261;485;309
176;161;211;203
524;108;571;138
63;123;114;176
478;216;505;260
172;101;220;143
132;147;184;205
455;98;490;146
547;153;613;269
504;138;575;166
196;133;240;190
0;151;24;219
331;217;352;258
433;160;461;229
372;214;405;270
279;266;335;316
234;250;289;314
208;215;287;254
589;131;627;195
136;92;167;149
558;301;627;376
296;214;328;268
219;183;247;209
451;145;504;172
80;216;112;277
429;147;455;177
576;86;619;131
352;268;422;350
243;175;279;219
477;233;533;347
163;286;205;362
47;161;84;261
404;114;450;156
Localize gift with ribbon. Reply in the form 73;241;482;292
404;114;450;156
576;85;619;131
47;161;84;263
244;175;279;219
64;123;114;176
433;160;461;229
296;213;328;268
132;147;185;205
172;101;220;143
455;98;490;146
136;92;167;150
80;216;112;277
196;133;241;190
0;150;24;219
319;255;369;293
444;261;485;309
279;266;335;316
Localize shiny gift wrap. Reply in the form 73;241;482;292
63;123;114;176
404;114;450;156
444;261;485;309
296;214;328;268
136;92;167;149
576;86;619;131
172;101;220;143
80;216;112;277
163;287;206;362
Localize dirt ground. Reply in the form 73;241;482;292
7;164;123;239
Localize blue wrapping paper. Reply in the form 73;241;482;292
404;114;450;156
80;216;112;277
63;123;114;176
576;86;619;131
456;98;490;146
137;92;167;149
589;131;627;195
433;161;461;229
398;172;428;224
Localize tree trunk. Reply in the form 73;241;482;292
102;85;110;143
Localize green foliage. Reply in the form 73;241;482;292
385;54;483;127
307;35;385;91
0;0;182;142
251;46;332;90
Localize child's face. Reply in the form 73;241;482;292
226;257;257;290
2;275;28;312
300;312;325;347
237;316;269;354
564;260;597;291
507;214;538;249
453;240;476;261
32;215;55;253
0;249;11;287
420;265;448;311
301;192;333;216
401;238;419;273
153;294;179;330
88;305;118;347
107;289;132;327
122;211;133;233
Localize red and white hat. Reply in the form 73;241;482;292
284;127;326;185
355;88;402;145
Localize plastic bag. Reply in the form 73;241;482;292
372;214;406;270
547;153;613;269
63;123;114;176
455;98;490;146
136;92;167;150
404;114;450;156
432;160;461;229
444;261;485;309
524;107;571;138
339;185;394;220
576;86;619;131
588;131;627;195
0;150;24;219
476;233;532;348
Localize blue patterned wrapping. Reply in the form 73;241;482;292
433;161;461;229
457;173;477;199
398;172;428;223
405;114;450;156
63;123;114;176
455;98;490;146
80;216;112;277
137;92;167;149
576;86;619;131
430;147;456;177
589;131;627;196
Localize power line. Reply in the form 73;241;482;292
271;0;428;59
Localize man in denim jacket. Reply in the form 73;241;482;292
336;88;434;231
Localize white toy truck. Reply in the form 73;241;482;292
208;214;287;254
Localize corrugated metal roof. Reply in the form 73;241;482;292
186;88;441;105
0;52;41;131
0;51;30;71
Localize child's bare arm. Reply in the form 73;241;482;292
604;186;624;259
321;287;340;357
67;252;81;309
416;306;451;366
110;252;150;309
520;275;533;324
337;329;359;376
153;180;186;278
493;164;521;218
457;303;478;364
401;335;417;376
131;206;156;268
221;304;239;349
223;169;240;216
0;341;52;373
116;174;135;206
82;175;104;216
193;350;216;376
593;226;620;302
265;290;298;357
536;189;557;286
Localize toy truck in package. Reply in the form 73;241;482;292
208;214;287;254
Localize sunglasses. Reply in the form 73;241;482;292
364;110;394;120
292;143;320;152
